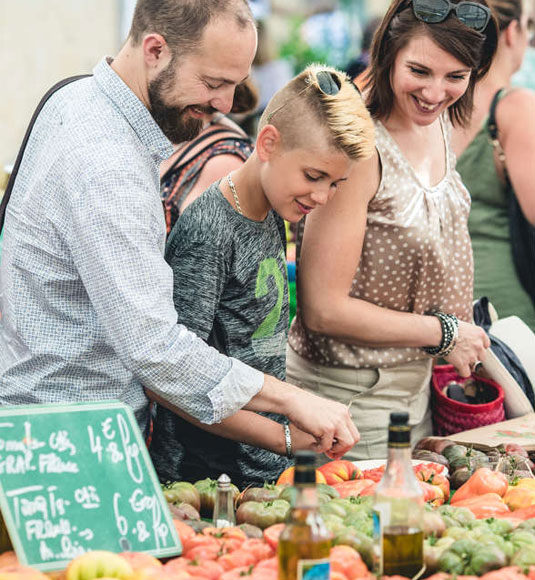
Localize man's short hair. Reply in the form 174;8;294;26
129;0;254;55
259;64;375;162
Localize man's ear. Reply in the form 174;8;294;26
256;124;282;161
142;33;172;72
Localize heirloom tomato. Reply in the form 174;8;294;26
65;550;133;580
275;466;326;485
332;479;375;498
318;460;362;484
194;477;239;517
239;483;280;504
163;481;201;511
236;499;290;529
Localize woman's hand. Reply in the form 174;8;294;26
444;320;490;378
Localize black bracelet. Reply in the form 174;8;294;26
423;311;459;357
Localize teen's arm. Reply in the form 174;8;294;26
162;216;343;456
147;387;318;455
297;156;488;377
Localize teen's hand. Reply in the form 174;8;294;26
284;388;360;458
445;320;490;378
288;423;322;454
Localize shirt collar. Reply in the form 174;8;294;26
93;57;174;162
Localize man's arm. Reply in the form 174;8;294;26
69;165;263;425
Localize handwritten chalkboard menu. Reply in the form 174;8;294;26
0;401;181;571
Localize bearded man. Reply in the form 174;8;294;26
0;0;358;460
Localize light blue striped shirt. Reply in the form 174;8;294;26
0;58;263;430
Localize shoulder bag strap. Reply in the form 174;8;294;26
161;126;249;182
487;88;510;181
0;74;91;234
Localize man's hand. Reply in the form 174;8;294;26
284;387;360;459
242;374;359;458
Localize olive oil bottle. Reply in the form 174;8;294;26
373;412;424;577
278;451;332;580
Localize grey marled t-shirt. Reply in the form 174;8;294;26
149;182;291;488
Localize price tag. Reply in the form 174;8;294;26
0;401;181;571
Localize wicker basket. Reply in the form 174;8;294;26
432;364;505;436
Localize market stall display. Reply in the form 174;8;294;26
3;431;535;579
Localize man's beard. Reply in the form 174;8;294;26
148;64;205;144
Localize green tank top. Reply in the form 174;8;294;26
457;89;535;331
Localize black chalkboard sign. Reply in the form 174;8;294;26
0;401;181;571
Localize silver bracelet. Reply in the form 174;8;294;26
284;423;293;458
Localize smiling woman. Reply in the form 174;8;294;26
286;0;500;460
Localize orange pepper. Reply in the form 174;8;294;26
515;478;535;489
450;468;508;504
451;492;510;519
503;486;535;511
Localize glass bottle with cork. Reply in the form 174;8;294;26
373;412;424;578
278;451;331;580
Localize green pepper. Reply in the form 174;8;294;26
437;504;476;527
465;544;507;576
486;517;515;536
319;500;348;519
443;525;470;541
438;538;478;574
511;545;535;568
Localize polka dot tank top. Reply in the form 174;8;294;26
288;115;474;369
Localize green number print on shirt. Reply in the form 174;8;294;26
251;252;287;358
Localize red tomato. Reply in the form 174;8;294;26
173;519;196;550
241;538;275;560
330;545;369;580
254;557;278;571
183;535;221;561
361;466;386;482
250;568;278;580
221;565;255;579
202;526;247;542
165;557;225;580
332;479;376;498
415;467;450;499
263;523;285;550
218;548;258;571
418;481;445;506
318;460;362;485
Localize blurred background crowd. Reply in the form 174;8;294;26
2;0;533;178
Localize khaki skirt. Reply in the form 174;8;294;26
286;346;433;461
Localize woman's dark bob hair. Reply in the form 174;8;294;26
364;0;499;126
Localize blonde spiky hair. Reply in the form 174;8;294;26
258;63;375;161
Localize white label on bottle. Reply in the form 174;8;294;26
296;557;329;580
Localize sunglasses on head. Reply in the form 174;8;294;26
267;70;359;124
411;0;491;32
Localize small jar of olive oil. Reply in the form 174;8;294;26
278;451;332;580
373;412;424;578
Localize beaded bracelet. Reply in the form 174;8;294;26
422;311;459;357
283;423;293;458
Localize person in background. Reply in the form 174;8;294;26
287;0;497;460
512;0;535;89
0;0;359;458
345;16;383;81
160;79;258;234
452;0;535;331
149;65;375;488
